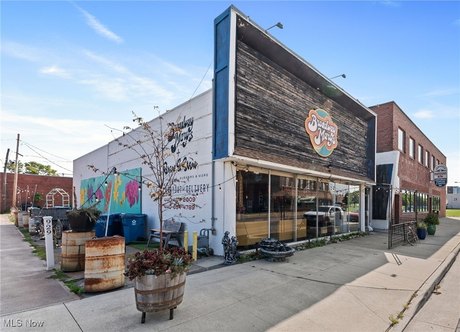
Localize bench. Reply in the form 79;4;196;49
147;220;185;249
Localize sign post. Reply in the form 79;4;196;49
433;165;448;187
43;216;55;270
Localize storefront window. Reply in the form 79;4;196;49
236;170;269;248
270;174;295;242
297;177;318;240
432;196;440;212
401;190;415;213
345;185;360;232
415;192;428;212
237;169;362;248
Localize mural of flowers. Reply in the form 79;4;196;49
80;168;142;214
104;182;112;211
125;180;140;207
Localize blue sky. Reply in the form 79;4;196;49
1;1;459;185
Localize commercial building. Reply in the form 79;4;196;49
73;6;376;255
370;101;446;230
447;186;460;209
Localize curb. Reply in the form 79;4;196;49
390;243;460;332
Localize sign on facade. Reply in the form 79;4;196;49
433;164;448;187
305;109;338;157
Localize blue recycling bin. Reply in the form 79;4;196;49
120;214;146;244
95;214;123;237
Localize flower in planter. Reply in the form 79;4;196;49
423;213;439;226
66;205;102;232
416;221;427;230
125;247;192;280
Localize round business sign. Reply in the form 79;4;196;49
305;109;338;157
433;164;448;187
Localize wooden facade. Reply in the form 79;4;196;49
233;15;375;183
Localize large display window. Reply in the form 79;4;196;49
236;169;362;249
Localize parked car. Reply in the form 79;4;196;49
304;206;345;226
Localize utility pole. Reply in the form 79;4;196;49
12;134;20;214
2;148;10;213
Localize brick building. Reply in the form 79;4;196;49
0;172;73;213
370;101;446;229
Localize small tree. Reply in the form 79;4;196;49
112;110;196;250
7;160;58;175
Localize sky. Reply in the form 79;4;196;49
1;1;459;186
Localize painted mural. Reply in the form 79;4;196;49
80;168;142;214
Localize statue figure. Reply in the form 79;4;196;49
222;231;238;265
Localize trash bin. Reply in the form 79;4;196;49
95;214;123;238
120;214;146;244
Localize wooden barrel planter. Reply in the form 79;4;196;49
135;272;186;323
84;236;125;293
61;230;95;272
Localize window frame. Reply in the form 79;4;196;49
409;137;415;159
397;128;406;153
418;144;423;164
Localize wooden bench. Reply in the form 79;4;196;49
147;220;184;248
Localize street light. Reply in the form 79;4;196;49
265;22;283;32
329;74;346;80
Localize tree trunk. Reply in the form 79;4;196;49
158;196;163;250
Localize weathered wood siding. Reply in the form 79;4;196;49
235;40;373;182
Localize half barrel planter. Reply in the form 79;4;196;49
84;236;125;292
135;272;186;323
61;230;95;272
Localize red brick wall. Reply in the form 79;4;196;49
371;101;447;218
0;173;73;213
373;102;395;152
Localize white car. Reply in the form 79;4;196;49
304;206;344;226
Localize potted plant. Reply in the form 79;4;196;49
424;212;439;236
125;247;192;323
66;205;101;232
416;221;427;240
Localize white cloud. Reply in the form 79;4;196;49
413;110;434;119
423;87;459;97
1;110;126;174
82;51;174;102
76;6;123;44
2;40;43;62
379;1;401;8
39;65;71;79
79;77;128;101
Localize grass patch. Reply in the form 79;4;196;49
127;241;158;251
19;228;46;260
50;269;84;295
446;209;460;217
237;251;262;263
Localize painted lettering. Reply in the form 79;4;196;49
305;109;338;157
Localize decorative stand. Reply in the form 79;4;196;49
258;238;295;262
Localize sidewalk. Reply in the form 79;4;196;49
405;254;460;331
1;214;459;331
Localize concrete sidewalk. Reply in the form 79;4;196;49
1;215;459;331
405;253;460;332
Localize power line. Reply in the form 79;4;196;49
21;140;72;162
21;142;72;173
189;61;212;100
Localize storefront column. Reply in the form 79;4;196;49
360;184;366;232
